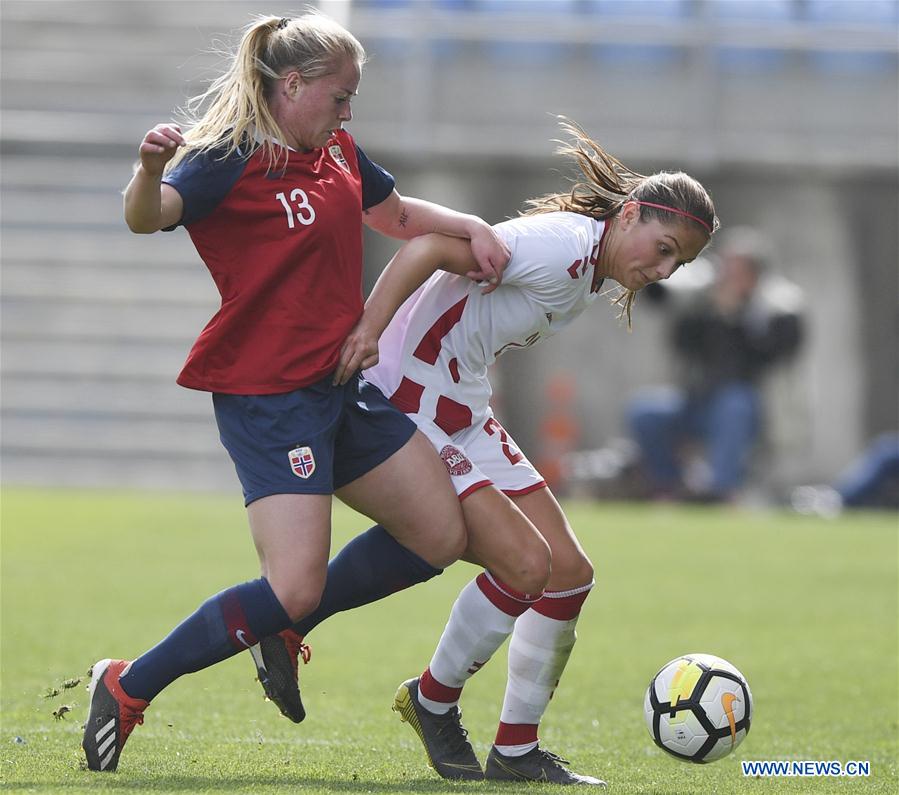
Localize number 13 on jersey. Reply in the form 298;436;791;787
276;189;316;228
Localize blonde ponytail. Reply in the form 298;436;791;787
166;12;365;172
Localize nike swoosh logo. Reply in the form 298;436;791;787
235;629;252;648
497;760;543;780
721;692;739;745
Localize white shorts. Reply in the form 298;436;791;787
410;411;546;500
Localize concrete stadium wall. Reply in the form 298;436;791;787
2;0;897;495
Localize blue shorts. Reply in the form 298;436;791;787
213;373;417;505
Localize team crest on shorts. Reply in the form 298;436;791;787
328;144;350;173
440;445;472;477
288;446;316;479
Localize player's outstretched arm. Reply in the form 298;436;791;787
363;189;509;291
123;123;185;233
333;234;476;385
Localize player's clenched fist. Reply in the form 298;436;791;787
139;123;184;174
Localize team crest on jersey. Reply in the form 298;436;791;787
328;144;351;173
440;445;472;477
288;446;316;479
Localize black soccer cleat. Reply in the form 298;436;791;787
250;629;310;723
81;659;148;772
392;677;484;781
485;745;606;786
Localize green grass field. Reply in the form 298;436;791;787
2;486;896;793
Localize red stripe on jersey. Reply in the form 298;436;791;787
389;376;425;414
459;480;492;501
531;587;592;620
448;357;460;383
591;222;611;293
501;481;547;497
495;722;539;747
419;667;463;704
476;572;541;617
435;395;472;435
412;296;468;364
567;258;583;280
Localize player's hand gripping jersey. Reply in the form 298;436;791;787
365;212;607;496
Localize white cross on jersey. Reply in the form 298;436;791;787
366;211;607;436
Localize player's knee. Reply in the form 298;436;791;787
436;527;468;569
562;553;594;589
423;513;468;569
500;535;552;596
270;582;323;623
578;556;596;586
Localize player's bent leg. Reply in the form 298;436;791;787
84;570;300;769
247;493;332;620
252;431;466;724
336;430;467;569
291;525;444;642
487;486;601;783
245;493;331;722
417;570;543;719
460;485;551;596
393;677;484;780
398;490;551;747
511;487;594;591
86;496;323;768
413;488;552;715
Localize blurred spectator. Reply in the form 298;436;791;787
627;227;804;502
792;432;899;517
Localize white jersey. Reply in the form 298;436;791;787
367;212;607;437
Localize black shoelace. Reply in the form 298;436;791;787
435;708;472;754
535;748;571;768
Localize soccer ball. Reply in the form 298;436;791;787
644;653;752;763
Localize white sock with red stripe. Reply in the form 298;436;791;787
494;580;594;756
417;571;542;715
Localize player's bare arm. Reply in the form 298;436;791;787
123;124;185;233
363;189;509;290
333;234;475;385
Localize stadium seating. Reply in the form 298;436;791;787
1;0;895;492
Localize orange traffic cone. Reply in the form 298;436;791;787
536;373;581;494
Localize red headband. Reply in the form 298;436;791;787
636;201;712;235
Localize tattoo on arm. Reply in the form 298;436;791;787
398;208;409;228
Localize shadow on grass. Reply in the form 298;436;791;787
9;774;500;792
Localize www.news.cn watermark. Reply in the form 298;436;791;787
742;760;871;777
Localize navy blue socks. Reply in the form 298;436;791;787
120;577;290;702
293;525;442;637
117;527;441;701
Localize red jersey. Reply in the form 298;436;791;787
163;130;394;394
